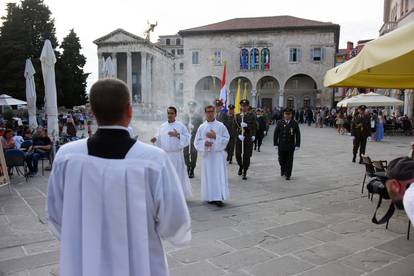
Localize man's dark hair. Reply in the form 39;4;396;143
387;157;414;181
167;106;177;114
89;79;130;125
204;105;214;112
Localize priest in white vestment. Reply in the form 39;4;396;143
47;79;191;276
151;106;192;197
194;105;230;207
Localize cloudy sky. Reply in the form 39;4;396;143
0;0;384;88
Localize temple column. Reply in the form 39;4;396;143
98;52;103;79
141;52;147;103
111;52;117;78
147;55;153;105
126;52;132;99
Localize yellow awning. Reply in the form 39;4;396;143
324;21;414;89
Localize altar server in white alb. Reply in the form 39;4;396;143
47;79;191;276
194;105;230;207
151;106;192;197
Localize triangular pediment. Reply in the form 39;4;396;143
94;29;146;45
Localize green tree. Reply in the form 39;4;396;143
0;0;59;107
59;29;89;107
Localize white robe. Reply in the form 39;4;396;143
47;139;191;276
194;119;230;201
154;121;192;197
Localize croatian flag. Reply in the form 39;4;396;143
219;62;227;112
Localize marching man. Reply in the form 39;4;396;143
194;105;230;207
151;106;192;198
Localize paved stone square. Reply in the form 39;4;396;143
0;125;413;275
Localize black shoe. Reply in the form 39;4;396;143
189;169;194;178
286;176;291;180
242;174;247;180
207;201;215;205
229;160;232;164
352;157;356;163
238;167;243;176
359;159;363;164
258;148;260;152
215;201;224;207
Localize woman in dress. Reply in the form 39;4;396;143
375;111;385;142
336;112;345;134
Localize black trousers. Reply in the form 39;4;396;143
226;136;236;161
236;140;253;171
353;136;367;158
278;150;294;177
184;137;197;170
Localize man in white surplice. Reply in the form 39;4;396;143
151;106;192;197
47;79;191;276
194;105;230;207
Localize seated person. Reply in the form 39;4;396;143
22;127;33;140
1;129;16;150
25;127;52;176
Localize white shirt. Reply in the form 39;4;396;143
404;183;414;224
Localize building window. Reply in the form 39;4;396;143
179;81;184;91
214;49;222;65
405;0;409;12
176;38;181;45
250;48;260;70
192;51;199;65
311;47;324;61
179;63;184;70
289;48;301;62
303;97;310;108
261;48;270;70
240;48;249;70
171;49;175;55
177;49;184;55
166;38;170;45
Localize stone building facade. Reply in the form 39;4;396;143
177;16;340;110
94;29;175;107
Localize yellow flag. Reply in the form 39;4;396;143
243;82;248;100
235;79;241;113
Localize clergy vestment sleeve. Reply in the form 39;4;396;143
212;124;230;152
154;158;191;247
178;124;190;149
46;159;66;240
194;125;206;152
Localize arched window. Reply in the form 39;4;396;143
261;48;270;70
166;38;170;45
303;96;311;108
250;48;259;70
240;48;249;70
176;38;181;45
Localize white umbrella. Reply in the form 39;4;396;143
24;59;38;129
0;94;27;106
40;40;58;141
340;92;404;108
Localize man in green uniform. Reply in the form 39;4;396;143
235;99;257;180
224;104;237;164
351;105;371;164
182;100;203;178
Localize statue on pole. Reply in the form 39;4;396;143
144;21;158;41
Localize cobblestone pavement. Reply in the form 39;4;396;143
0;125;413;275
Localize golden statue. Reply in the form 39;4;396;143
144;21;158;41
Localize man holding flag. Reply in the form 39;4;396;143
235;99;257;180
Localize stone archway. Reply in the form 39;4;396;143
229;77;253;105
256;76;280;111
194;76;221;107
284;74;318;109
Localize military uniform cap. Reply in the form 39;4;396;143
283;108;293;113
188;100;197;107
240;99;249;106
215;99;223;106
228;104;235;109
359;105;367;110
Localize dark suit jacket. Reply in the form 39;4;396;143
273;120;301;151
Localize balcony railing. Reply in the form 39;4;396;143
379;22;397;36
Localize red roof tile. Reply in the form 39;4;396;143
179;15;339;35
